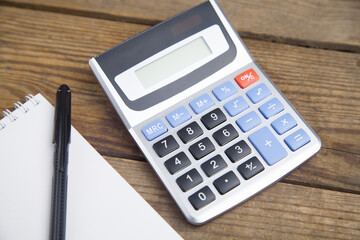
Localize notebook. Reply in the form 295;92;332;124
0;93;182;240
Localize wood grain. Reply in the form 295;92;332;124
2;0;360;52
0;2;360;239
105;156;360;239
0;6;359;193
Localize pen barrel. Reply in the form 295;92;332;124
51;84;71;240
51;144;69;240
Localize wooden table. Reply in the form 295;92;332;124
1;0;359;238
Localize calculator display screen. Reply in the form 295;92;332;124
96;1;238;111
135;37;212;89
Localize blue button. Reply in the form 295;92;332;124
246;83;272;103
212;81;238;101
258;98;284;119
189;94;215;114
166;106;191;127
224;96;249;117
248;127;288;166
271;113;297;135
236;111;262;132
141;119;168;141
284;129;311;151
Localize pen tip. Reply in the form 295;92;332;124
58;84;70;92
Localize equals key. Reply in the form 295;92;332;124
285;129;311;151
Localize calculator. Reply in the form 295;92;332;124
89;0;321;225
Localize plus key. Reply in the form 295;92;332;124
248;127;288;166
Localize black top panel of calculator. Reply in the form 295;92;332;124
95;1;237;111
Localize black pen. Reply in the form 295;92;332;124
51;84;71;240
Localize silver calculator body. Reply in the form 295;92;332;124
89;0;321;225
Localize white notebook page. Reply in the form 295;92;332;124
0;93;182;240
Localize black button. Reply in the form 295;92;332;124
225;140;251;163
176;169;203;192
201;108;226;130
213;171;240;195
213;124;239;146
177;121;203;143
153;135;179;157
188;186;216;210
201;155;227;177
238;157;264;180
188;137;215;160
164;152;191;175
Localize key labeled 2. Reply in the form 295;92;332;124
201;155;227;177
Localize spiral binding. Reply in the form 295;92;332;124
25;94;40;106
2;109;17;122
14;101;29;113
1;94;40;130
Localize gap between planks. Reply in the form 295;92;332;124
0;0;359;53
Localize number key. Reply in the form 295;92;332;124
189;137;215;160
225;140;251;163
177;122;203;143
188;186;216;210
201;155;227;177
201;108;226;130
176;169;203;192
153;135;179;157
213;124;239;146
164;152;191;174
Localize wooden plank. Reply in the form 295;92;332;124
105;156;360;239
0;6;359;194
284;147;360;193
2;0;360;52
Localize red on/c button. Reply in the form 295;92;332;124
235;68;259;89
